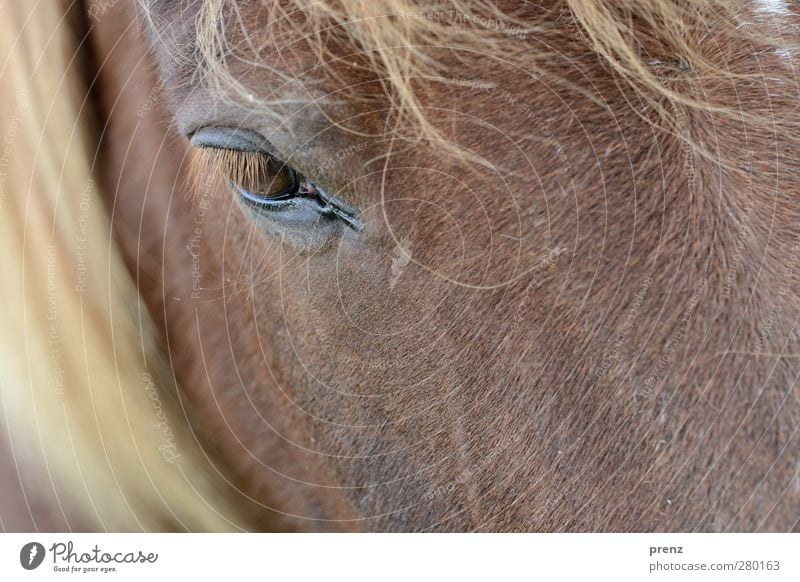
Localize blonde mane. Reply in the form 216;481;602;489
184;0;800;152
0;0;241;531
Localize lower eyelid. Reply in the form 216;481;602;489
234;177;364;232
237;194;349;254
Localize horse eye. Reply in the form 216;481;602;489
190;126;364;232
224;151;300;204
190;126;298;201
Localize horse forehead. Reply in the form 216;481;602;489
139;0;303;59
136;0;201;73
137;0;390;161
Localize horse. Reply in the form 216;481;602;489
0;0;798;532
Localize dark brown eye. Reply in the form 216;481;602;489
231;152;299;202
189;127;363;232
196;148;299;201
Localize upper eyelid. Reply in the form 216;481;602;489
190;126;300;185
188;126;282;158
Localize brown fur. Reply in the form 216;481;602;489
84;0;800;530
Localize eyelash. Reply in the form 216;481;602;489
192;147;298;200
191;147;364;231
